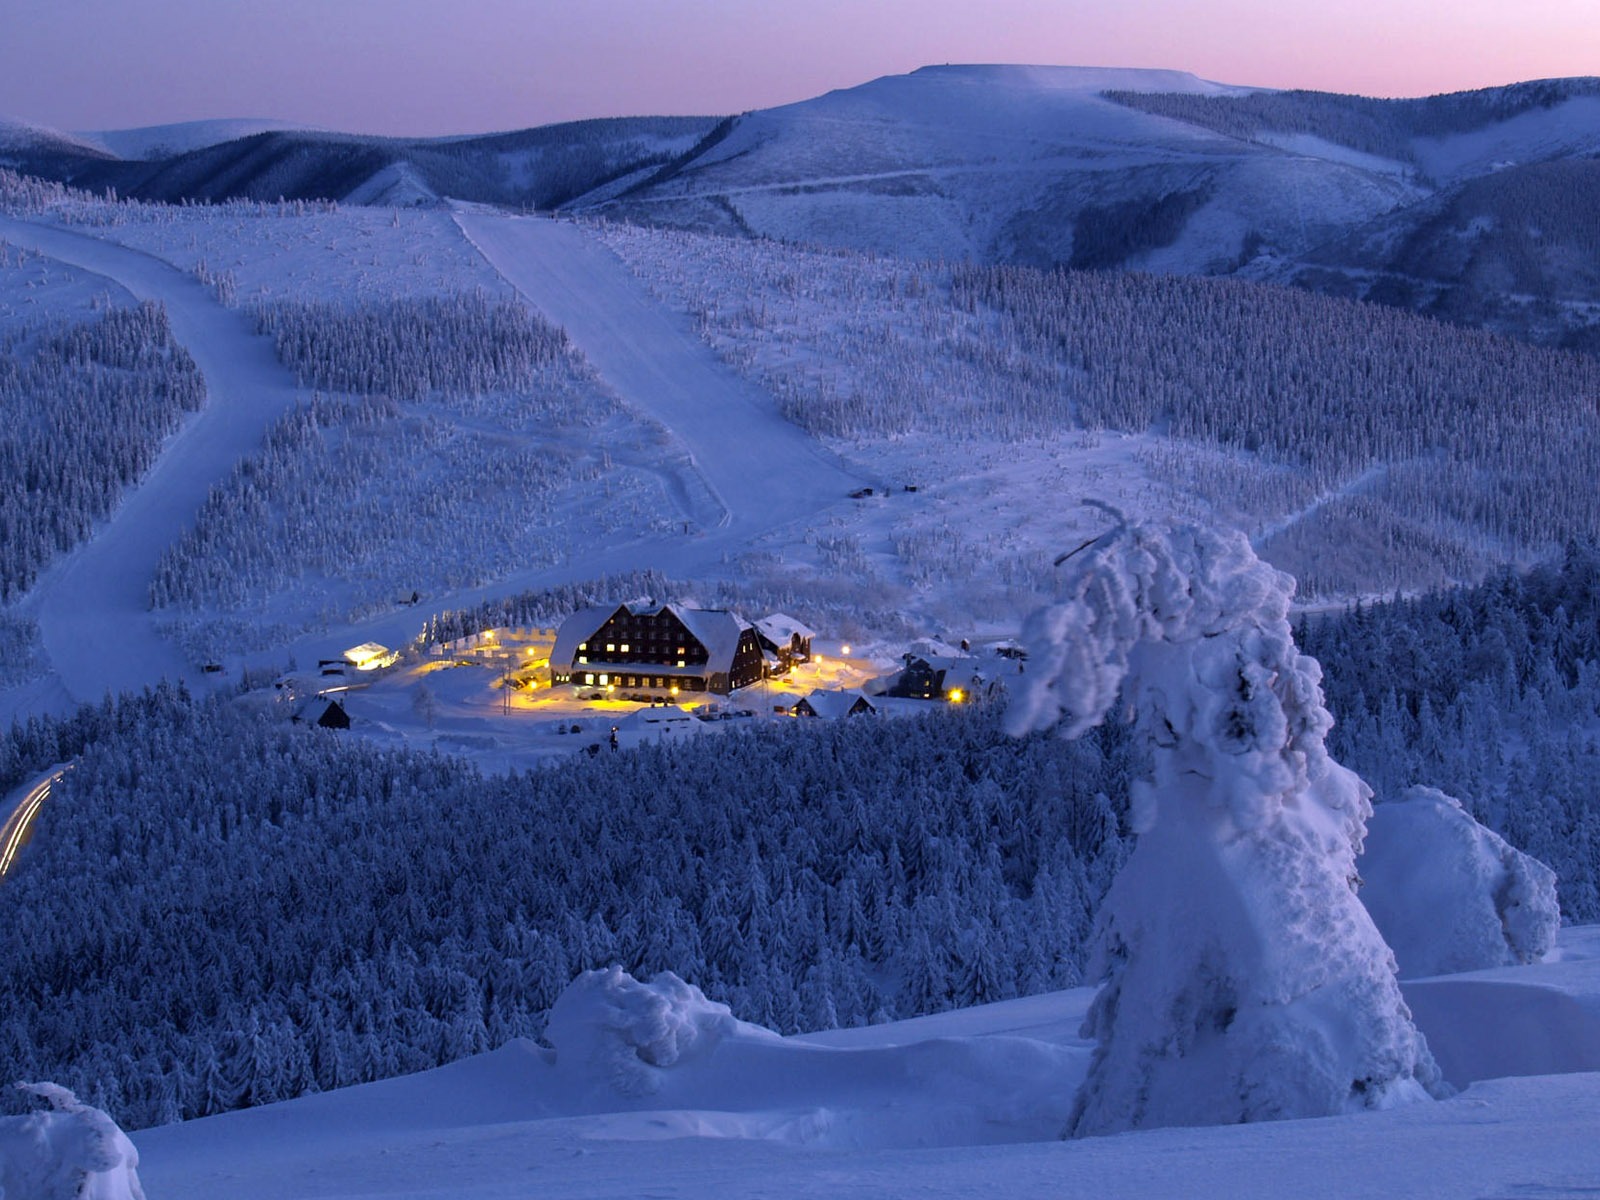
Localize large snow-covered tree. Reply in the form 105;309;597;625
1008;513;1447;1136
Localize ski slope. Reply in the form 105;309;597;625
0;217;305;708
453;207;865;529
130;930;1600;1200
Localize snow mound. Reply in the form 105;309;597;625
1361;786;1559;979
538;967;1085;1147
0;1083;146;1200
1404;976;1600;1086
1009;515;1446;1136
546;967;781;1098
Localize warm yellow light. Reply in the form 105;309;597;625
670;686;679;695
841;645;851;655
949;689;965;703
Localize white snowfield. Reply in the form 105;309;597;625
131;934;1600;1200
0;217;304;712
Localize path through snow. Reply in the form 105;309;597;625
452;208;864;531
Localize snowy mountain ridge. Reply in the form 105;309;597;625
79;118;326;161
9;65;1600;345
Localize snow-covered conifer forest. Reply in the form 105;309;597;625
3;62;1600;1198
3;561;1599;1131
0;300;202;600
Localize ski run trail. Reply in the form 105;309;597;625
452;206;864;531
0;211;869;715
0;216;305;720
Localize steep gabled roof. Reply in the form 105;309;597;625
668;604;750;670
797;688;875;719
551;604;623;668
754;613;816;647
293;696;350;728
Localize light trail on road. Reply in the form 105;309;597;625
0;769;65;879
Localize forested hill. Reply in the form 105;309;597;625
1;116;720;210
1106;78;1600;170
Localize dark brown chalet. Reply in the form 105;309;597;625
551;602;766;695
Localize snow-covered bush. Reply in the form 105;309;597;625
1008;515;1446;1135
1360;786;1559;978
0;1084;145;1200
546;967;777;1098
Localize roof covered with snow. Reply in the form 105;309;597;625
552;602;752;674
551;604;624;670
671;604;751;669
754;613;817;647
797;688;875;719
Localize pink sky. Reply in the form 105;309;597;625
3;0;1596;136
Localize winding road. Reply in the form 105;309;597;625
0;765;67;879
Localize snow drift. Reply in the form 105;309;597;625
546;966;782;1099
0;1083;146;1200
1009;515;1446;1135
539;966;1086;1147
1361;785;1560;979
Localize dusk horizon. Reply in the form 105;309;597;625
4;0;1598;137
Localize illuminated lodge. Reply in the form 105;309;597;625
550;602;767;696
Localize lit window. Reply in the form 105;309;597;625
599;674;609;685
620;644;630;652
606;644;615;652
584;673;594;684
578;655;587;664
579;642;587;651
677;647;685;655
677;659;685;668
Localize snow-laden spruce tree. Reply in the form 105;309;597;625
1007;513;1447;1136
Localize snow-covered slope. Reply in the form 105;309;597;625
0;118;114;163
130;932;1600;1199
594;64;1421;271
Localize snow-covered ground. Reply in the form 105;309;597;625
129;928;1600;1199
